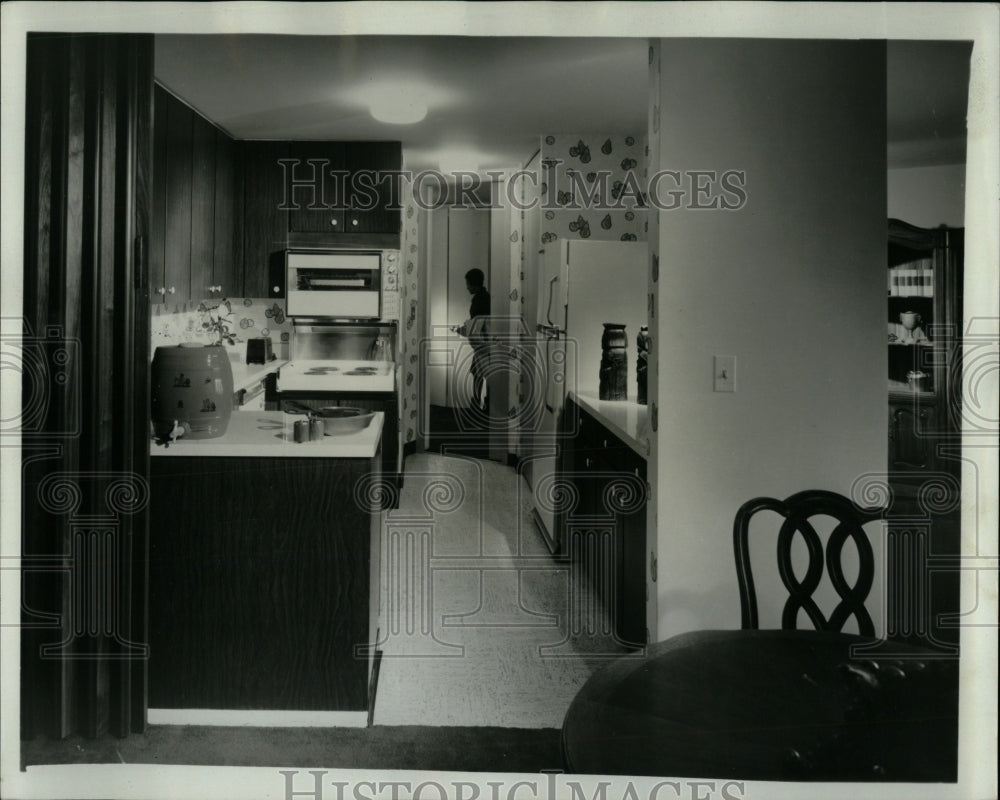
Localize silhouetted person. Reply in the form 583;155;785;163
455;268;491;413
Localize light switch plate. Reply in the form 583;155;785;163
714;355;736;392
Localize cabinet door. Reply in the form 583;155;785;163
242;141;289;297
189;113;216;301
344;141;402;234
163;92;193;302
287;141;346;233
149;86;168;303
889;400;937;472
212;128;242;297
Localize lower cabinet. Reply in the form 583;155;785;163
149;455;382;712
558;398;647;647
278;391;400;508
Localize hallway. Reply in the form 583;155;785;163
374;453;630;727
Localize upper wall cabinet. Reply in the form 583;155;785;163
285;141;402;236
150;85;241;304
286;141;346;233
241;140;289;298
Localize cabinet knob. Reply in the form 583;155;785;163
330;218;338;227
603;439;608;448
156;287;166;295
585;457;592;468
168;286;176;295
272;286;280;294
351;218;359;227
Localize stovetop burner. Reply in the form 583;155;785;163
304;366;341;375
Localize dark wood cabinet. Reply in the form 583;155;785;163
286;140;402;236
278;391;400;508
344;141;402;234
151;88;402;300
149;454;382;711
558;398;647;646
287;141;347;233
886;220;963;496
189;112;216;298
162;90;193;302
241;140;290;299
213;128;242;297
151;84;241;303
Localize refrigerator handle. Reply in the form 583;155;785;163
545;275;559;327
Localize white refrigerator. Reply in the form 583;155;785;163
530;239;648;552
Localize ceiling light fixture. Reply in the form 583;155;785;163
368;86;429;125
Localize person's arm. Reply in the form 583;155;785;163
468;291;491;346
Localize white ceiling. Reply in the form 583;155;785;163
154;36;971;172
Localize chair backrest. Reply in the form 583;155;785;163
732;490;884;636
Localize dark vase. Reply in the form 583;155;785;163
636;325;651;405
599;323;628;401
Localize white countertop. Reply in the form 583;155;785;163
230;357;288;393
151;410;384;458
571;390;650;458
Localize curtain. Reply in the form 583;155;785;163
20;32;153;739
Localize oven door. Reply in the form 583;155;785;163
286;250;381;319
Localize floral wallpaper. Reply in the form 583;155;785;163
398;179;422;447
539;134;647;246
150;297;293;358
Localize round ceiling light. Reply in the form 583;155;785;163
369;93;428;125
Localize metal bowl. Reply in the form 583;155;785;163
312;406;375;435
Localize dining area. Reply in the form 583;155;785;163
559;489;960;782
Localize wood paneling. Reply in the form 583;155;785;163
287;140;346;233
242;141;289;297
213;129;241;296
344;141;401;234
149;456;378;709
163;92;192;301
189;113;216;300
150;85;168;302
22;32;154;740
151;85;240;302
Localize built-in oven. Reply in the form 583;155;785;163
285;250;381;320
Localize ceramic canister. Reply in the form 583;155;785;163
151;343;234;440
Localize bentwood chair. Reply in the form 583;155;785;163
733;490;885;636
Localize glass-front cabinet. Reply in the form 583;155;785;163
886;219;963;493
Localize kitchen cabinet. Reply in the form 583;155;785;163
287;141;346;233
149;452;382;712
242;140;290;299
886;220;963;497
286;141;402;236
212;128;242;297
278;390;400;508
558;397;647;646
161;88;193;303
150;84;241;303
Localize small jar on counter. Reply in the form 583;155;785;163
310;418;325;441
293;419;310;443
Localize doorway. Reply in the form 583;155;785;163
424;202;497;459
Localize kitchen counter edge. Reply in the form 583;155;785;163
151;410;384;458
570;390;650;458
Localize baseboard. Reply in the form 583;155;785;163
148;708;369;728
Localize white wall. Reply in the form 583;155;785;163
888;163;965;227
652;39;887;639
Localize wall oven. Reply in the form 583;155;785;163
285;250;381;320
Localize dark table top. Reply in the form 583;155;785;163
562;629;959;781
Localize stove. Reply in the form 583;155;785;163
277;359;396;393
